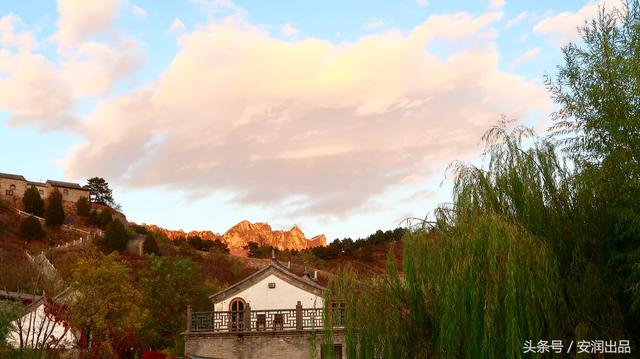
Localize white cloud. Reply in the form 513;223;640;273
131;4;147;19
363;17;389;31
533;0;624;43
0;14;36;50
511;47;539;68
53;0;125;49
415;0;428;7
505;11;528;29
62;13;549;216
490;0;505;9
281;23;299;37
0;2;142;130
169;18;186;33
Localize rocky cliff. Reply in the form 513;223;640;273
141;221;326;256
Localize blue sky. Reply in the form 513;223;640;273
0;0;615;240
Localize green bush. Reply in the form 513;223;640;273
88;209;99;226
103;220;129;252
143;234;160;255
20;216;43;240
99;209;113;228
76;196;91;217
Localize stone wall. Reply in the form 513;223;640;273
0;177;27;200
49;184;89;203
184;330;345;359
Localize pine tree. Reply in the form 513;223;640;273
45;189;65;228
76;196;91;217
22;186;44;217
84;177;115;206
103;220;129;252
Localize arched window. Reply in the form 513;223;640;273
229;298;246;331
9;184;16;190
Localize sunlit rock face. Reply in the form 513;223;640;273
223;221;326;256
142;221;326;256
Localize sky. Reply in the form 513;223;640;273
0;0;623;241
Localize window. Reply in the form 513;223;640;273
38;190;44;195
229;298;246;331
321;344;343;359
331;300;346;326
268;282;276;288
63;189;69;196
9;184;16;190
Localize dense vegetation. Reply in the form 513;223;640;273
22;186;44;217
324;2;640;357
44;189;65;228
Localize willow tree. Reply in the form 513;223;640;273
547;0;640;340
325;124;585;358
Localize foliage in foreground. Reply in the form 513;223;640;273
69;251;144;357
139;255;210;350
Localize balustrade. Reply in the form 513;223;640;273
188;301;342;333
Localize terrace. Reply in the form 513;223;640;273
186;301;345;333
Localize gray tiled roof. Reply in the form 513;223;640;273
27;181;47;187
0;172;27;181
46;180;87;190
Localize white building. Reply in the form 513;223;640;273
211;257;325;313
4;289;77;350
184;255;345;359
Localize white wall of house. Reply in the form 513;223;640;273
214;274;323;312
6;303;76;349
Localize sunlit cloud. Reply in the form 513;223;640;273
281;23;299;37
59;13;549;217
169;18;186;33
533;0;623;43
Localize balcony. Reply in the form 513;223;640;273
187;302;345;333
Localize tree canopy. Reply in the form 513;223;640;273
45;188;65;227
103;219;129;252
139;256;210;350
76;196;91;217
69;251;143;357
22;186;44;217
84;177;115;207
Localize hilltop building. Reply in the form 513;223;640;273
0;172;89;203
184;253;345;358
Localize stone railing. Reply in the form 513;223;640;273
187;302;343;333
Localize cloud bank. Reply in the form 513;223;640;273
55;12;549;215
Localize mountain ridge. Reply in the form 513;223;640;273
141;221;326;256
